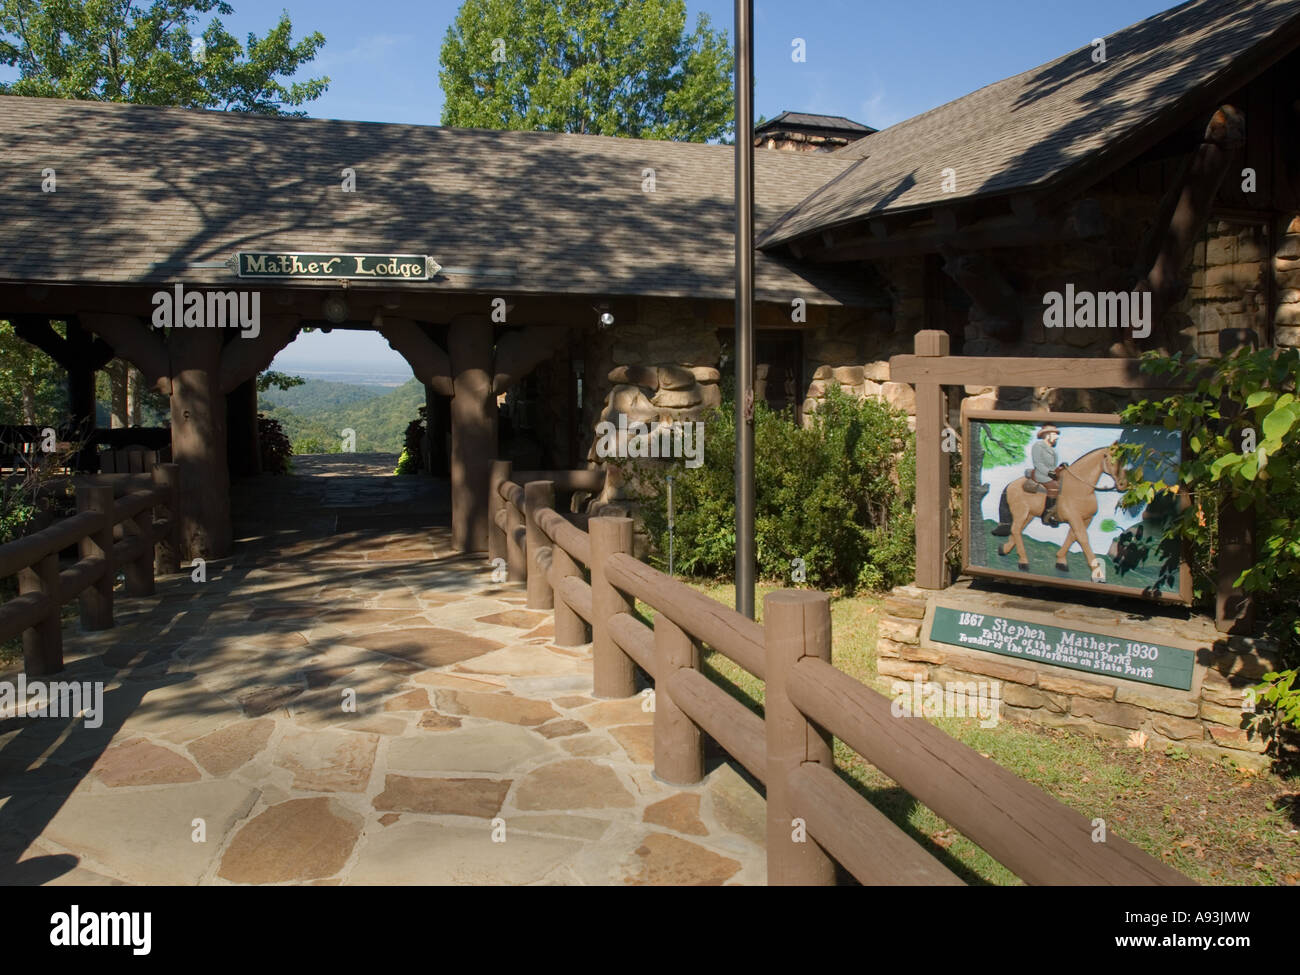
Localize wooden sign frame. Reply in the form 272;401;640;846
960;404;1192;605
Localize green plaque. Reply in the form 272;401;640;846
236;252;438;281
929;606;1195;691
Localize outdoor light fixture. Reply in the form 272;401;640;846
595;303;614;328
323;294;349;324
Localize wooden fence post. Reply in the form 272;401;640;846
549;541;588;646
764;589;836;886
124;495;155;598
525;480;555;610
19;551;62;676
489;460;511;566
913;330;950;590
77;483;115;631
590;515;636;698
505;491;526;583
153;462;180;575
653;612;703;784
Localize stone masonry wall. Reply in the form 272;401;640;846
877;583;1279;768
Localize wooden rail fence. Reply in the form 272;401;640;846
487;459;1191;886
0;463;180;676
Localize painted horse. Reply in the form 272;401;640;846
990;444;1128;582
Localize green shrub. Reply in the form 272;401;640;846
628;384;915;593
394;448;419;475
1118;346;1300;747
258;413;293;474
395;407;427;475
291;435;341;455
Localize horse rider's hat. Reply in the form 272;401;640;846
1037;425;1061;438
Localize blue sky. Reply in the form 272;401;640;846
231;0;1175;130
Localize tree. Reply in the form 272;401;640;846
0;319;67;424
0;0;328;114
439;0;733;142
257;370;305;393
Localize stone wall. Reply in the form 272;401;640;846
1274;215;1300;349
877;582;1278;768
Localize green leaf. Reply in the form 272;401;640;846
1261;404;1297;443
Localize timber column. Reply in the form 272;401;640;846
169;327;231;559
448;313;497;552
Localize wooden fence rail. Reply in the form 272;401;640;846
489;459;1192;886
0;463;180;676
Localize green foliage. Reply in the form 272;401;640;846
395;405;427;474
0;0;328;114
291;435;340;455
439;0;733;142
979;421;1034;468
0;318;68;424
256;412;291;473
394;448;419;475
261;378;423;453
1118;347;1300;743
630;384;915;593
257;370;305;393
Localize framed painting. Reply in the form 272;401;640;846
960;407;1191;604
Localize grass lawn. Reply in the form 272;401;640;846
637;581;1300;886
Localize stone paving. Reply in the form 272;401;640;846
0;455;767;885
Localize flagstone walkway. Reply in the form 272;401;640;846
0;455;767;885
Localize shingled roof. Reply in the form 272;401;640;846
0;96;869;305
759;0;1300;248
756;112;875;134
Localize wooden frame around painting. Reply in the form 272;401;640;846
960;406;1192;605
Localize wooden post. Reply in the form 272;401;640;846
19;551;63;676
77;483;115;630
488;460;511;565
524;480;555;610
124;496;155;597
764;589;836;886
653;612;703;785
590;516;636;698
913;330;950;589
153;462;181;575
549;541;587;646
505;492;526;583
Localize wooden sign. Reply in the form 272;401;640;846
235;252;440;280
961;407;1191;604
929;606;1195;690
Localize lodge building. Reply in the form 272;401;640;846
1;0;1299;562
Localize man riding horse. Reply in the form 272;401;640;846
1025;424;1065;526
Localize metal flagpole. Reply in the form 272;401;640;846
734;0;756;618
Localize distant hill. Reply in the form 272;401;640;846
261;378;424;454
262;379;389;413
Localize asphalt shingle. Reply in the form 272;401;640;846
759;0;1300;248
0;96;868;305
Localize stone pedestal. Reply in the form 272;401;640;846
878;580;1279;767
